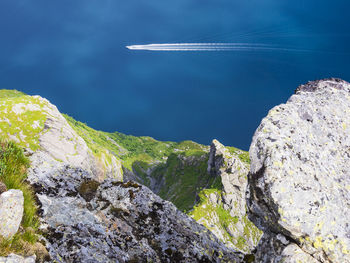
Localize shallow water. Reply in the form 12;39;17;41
0;0;349;149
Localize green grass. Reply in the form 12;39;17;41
0;89;26;99
0;139;39;256
0;91;48;151
64;114;209;172
189;187;262;253
155;152;216;212
227;146;251;164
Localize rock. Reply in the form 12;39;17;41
0;189;24;239
253;232;319;263
248;79;350;262
0;92;123;183
28;97;123;182
280;243;319;263
32;164;243;262
190;139;262;253
0;182;7;195
0;254;36;263
208;140;249;216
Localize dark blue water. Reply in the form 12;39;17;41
0;1;349;149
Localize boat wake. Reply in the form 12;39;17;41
126;43;310;52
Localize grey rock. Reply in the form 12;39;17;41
208;140;249;215
0;190;24;239
253;232;318;263
248;79;350;262
0;254;36;263
280;243;319;263
21;95;122;183
32;165;242;262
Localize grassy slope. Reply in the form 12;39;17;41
0;140;39;256
64;114;216;211
64;114;207;168
0;90;40;256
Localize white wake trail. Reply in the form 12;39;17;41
126;43;309;52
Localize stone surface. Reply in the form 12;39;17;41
0;254;36;263
253;232;319;263
32;164;243;262
30;96;123;182
0;190;24;239
248;78;350;262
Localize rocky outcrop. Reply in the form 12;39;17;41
0;190;24;239
190;140;261;253
0;254;36;263
0;91;122;182
31;164;243;262
208;140;250;223
29;96;123;182
248;78;350;262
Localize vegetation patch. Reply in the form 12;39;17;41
227;146;250;164
155;153;216;212
64;114;209;173
189;187;261;253
0;139;39;257
0;90;49;151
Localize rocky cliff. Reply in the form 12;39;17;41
0;90;247;262
248;78;350;262
189;140;261;253
64;112;261;252
1;78;350;262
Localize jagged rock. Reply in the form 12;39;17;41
190;139;261;253
0;182;7;194
248;78;350;262
0;254;36;263
0;189;24;239
208;140;249;216
32;164;243;262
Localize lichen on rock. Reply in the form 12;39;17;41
32;164;243;262
248;78;350;262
